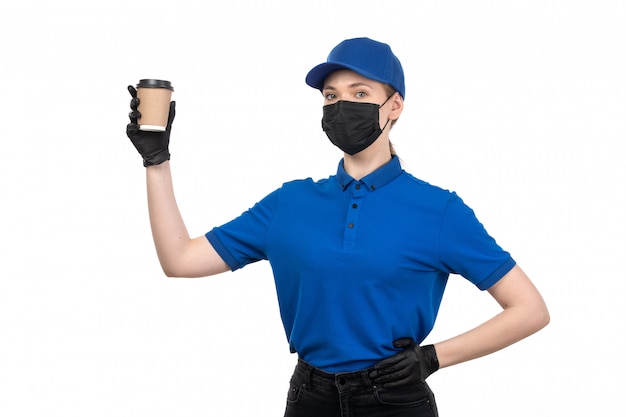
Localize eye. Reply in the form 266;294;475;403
355;91;367;98
324;93;337;101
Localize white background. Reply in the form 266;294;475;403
1;1;624;415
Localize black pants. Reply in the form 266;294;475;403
284;358;438;417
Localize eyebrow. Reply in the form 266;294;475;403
322;82;375;91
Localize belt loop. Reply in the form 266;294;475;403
305;362;312;387
362;368;375;388
299;358;312;387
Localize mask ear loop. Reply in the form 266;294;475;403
378;90;397;107
379;91;396;131
380;118;391;132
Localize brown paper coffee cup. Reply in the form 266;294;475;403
136;79;174;132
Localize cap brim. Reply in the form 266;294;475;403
305;62;388;92
306;63;347;91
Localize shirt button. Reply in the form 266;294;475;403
355;184;361;190
352;203;358;209
347;223;354;229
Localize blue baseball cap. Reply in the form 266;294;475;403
305;37;405;99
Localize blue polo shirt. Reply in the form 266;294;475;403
206;156;515;372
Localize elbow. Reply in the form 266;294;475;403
160;260;209;278
537;292;551;329
538;304;551;330
157;252;196;278
163;268;179;278
508;298;550;339
160;261;187;278
162;267;180;278
528;300;551;335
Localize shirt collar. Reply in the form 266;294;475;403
336;155;403;192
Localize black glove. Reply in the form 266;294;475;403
126;85;176;167
370;338;439;388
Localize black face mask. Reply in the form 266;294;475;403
321;95;392;155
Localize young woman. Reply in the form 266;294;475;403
126;37;549;417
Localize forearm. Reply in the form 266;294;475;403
433;266;550;369
146;161;192;275
145;161;229;278
434;306;544;368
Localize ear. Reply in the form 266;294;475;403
389;92;404;121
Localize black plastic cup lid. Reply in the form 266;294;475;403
137;79;174;90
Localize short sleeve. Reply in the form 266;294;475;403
206;188;280;271
438;194;516;290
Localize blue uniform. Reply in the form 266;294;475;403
206;156;515;372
